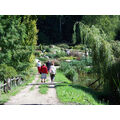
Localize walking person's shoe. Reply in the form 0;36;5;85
44;79;46;83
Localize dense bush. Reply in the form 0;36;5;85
53;59;60;66
73;44;85;50
64;67;78;82
46;53;56;58
39;57;48;62
110;41;120;58
55;51;67;58
0;16;38;73
35;51;41;57
46;51;67;59
57;44;69;49
58;56;77;61
0;64;17;82
59;58;93;82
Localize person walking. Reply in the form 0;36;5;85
37;60;41;74
49;63;56;82
46;60;51;72
39;64;48;83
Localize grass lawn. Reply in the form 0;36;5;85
55;70;105;105
0;67;37;105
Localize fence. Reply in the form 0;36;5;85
0;77;23;94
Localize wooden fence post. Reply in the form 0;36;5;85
7;78;11;90
4;80;7;93
0;85;1;97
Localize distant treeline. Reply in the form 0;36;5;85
37;15;120;45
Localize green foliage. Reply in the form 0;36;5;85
35;51;41;57
82;15;120;40
104;60;120;94
0;15;38;73
72;22;81;44
39;44;43;51
73;44;85;50
39;84;48;94
45;53;56;58
55;71;104;105
53;59;60;66
23;15;38;46
55;51;67;58
59;59;92;82
46;51;67;59
39;57;48;62
58;56;77;61
73;22;117;93
0;64;17;82
0;67;37;104
110;41;120;58
57;44;69;49
64;68;78;82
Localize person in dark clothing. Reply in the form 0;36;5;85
46;60;51;72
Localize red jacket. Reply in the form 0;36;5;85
39;65;48;74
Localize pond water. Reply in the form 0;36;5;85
73;73;101;90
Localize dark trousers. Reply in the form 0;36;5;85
50;74;55;82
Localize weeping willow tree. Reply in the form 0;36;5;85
72;22;117;94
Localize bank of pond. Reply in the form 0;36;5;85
55;70;119;105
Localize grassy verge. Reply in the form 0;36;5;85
39;84;48;94
0;67;37;105
55;70;105;105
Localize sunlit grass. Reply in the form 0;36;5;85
55;70;104;105
39;84;48;94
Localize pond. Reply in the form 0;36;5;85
73;72;103;91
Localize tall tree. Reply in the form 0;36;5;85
0;15;38;72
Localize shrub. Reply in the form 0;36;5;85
57;44;69;49
73;44;85;50
55;51;67;58
39;57;48;62
110;41;120;58
64;68;78;82
35;51;41;57
59;62;78;81
46;53;56;58
59;62;71;72
46;51;67;59
54;60;60;66
59;56;77;61
0;64;17;82
46;47;51;52
69;50;83;58
39;44;43;51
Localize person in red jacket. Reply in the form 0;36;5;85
39;64;48;83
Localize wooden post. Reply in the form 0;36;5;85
16;78;19;86
0;85;1;97
7;78;11;90
4;80;7;93
14;79;16;87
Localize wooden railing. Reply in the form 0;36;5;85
0;77;23;94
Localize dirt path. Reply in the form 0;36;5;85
4;74;61;105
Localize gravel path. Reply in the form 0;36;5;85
4;74;61;105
